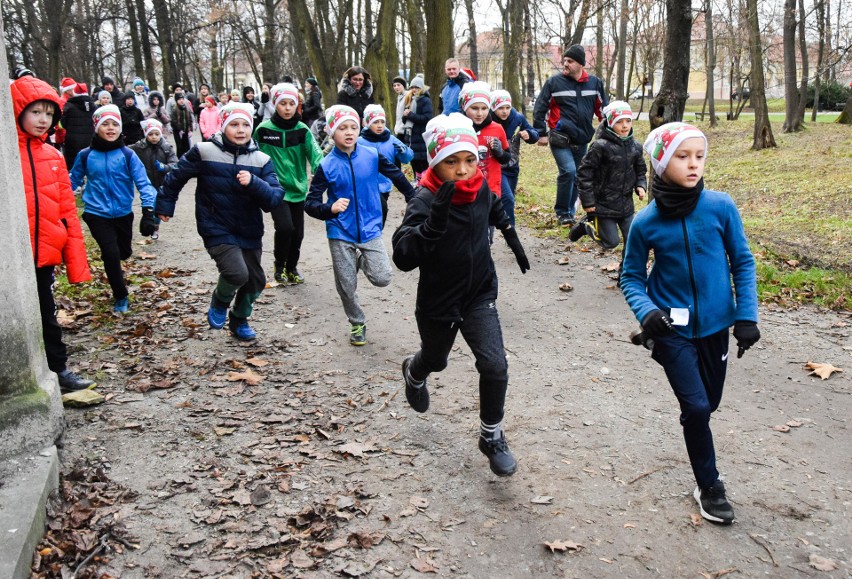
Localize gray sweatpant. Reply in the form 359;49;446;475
328;237;392;325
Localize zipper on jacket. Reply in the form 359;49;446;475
681;218;700;337
27;139;40;264
346;153;361;243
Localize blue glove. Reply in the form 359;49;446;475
155;160;166;172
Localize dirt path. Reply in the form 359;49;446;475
49;179;851;578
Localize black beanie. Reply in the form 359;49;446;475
563;44;586;66
392;76;407;89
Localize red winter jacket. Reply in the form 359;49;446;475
12;76;91;283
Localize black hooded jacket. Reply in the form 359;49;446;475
61;94;96;169
576;124;647;219
336;77;374;118
120;93;145;144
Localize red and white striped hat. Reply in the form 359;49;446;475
92;105;122;132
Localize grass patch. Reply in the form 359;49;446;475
515;118;852;309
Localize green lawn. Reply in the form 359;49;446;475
515;118;852;309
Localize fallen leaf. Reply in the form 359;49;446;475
804;362;843;380
786;420;803;428
409;496;429;509
531;495;554;504
137;251;157;260
772;424;791;433
544;539;583;553
559;283;573;292
335;441;379;458
250;485;271;506
232;489;252;505
348;530;385;549
808;554;837;571
601;262;619;272
690;513;704;526
246;357;269;367
557;256;570;265
785;259;800;267
214;426;235;436
290;549;315;569
61;389;105;407
227;368;265;386
340;558;380;576
410;557;438;573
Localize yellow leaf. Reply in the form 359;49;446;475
804;361;843;380
227;368;264;386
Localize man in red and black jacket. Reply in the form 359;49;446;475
533;45;607;227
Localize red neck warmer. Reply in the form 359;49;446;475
420;167;484;205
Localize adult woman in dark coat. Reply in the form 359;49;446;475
336;66;374;119
401;74;434;180
302;77;323;128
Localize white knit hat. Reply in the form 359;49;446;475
423;113;480;168
92;105;122;132
270;83;300;108
141;119;163;137
490;90;512;111
325;105;360;137
643;122;708;176
220;102;255;131
603;100;633;126
362;104;386;127
459;81;491;111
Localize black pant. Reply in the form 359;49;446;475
35;266;67;373
410;300;509;424
82;212;133;300
176;132;191;158
271;200;305;272
207;244;266;320
410;159;428;176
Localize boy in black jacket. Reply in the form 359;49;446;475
391;113;530;477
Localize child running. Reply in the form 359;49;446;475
459;82;510;198
70;105;158;313
305;105;415;346
254;83;323;284
620;122;759;524
490;90;539;226
156;103;283;341
129;119;178;240
357;104;414;227
571;100;646;281
391;113;530;477
13;75;95;393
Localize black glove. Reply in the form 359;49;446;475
426;181;455;233
489;139;509;162
641;309;674;338
139;207;157;236
733;321;760;358
393;142;407;156
502;227;530;273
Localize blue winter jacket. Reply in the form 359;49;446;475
357;128;414;194
494;108;540;177
621;189;758;339
439;72;471;115
156;132;282;249
306;144;415;244
70;146;157;217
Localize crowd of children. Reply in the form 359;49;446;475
16;69;761;522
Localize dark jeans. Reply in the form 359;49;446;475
82;212;133;300
36;266;67;373
550;143;588;219
410;159;428;177
500;173;517;227
409;300;509;425
652;328;729;489
380;193;389;229
271;200;305;272
207;244;265;320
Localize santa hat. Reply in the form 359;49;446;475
141;119;163;137
490;90;512;111
92;105;122;132
423;113;480;168
270;83;299;107
59;77;77;94
362;104;386;127
324;105;360;137
643;122;708;177
459;81;491;111
72;83;89;97
603;100;633;127
220;102;255;131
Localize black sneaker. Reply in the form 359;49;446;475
568;220;587;241
402;356;429;412
694;480;735;524
57;370;96;393
558;215;575;228
584;219;602;243
478;430;518;477
273;263;286;284
350;323;367;346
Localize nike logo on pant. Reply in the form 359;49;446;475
722;353;729;361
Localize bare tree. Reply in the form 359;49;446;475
649;0;693;129
745;0;777;148
704;0;718;127
615;0;629;98
782;0;803;131
424;0;453;111
464;0;479;76
363;0;397;116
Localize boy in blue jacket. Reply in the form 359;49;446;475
357;104;414;228
156;103;283;340
490;90;539;226
621;123;760;525
70;105;158;313
306;105;415;346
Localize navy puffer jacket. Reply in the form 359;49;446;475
403;90;433;162
576;125;647;218
157;133;283;249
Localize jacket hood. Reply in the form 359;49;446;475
121;92;138;107
11;76;63;137
339;76;373;98
242;86;256;99
148;91;165;108
209;131;259;155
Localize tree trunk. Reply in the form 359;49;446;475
811;0;825;121
151;0;178;92
464;0;478;76
524;5;536;107
406;0;426;76
287;0;340;104
705;0;717;127
616;0;628;99
43;0;74;84
424;0;453;112
649;0;692;130
782;0;802;131
836;97;852;124
363;0;396;118
262;0;278;83
126;0;144;77
504;0;524;105
793;0;809;123
210;28;222;92
595;0;604;79
135;0;156;88
746;0;777;149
